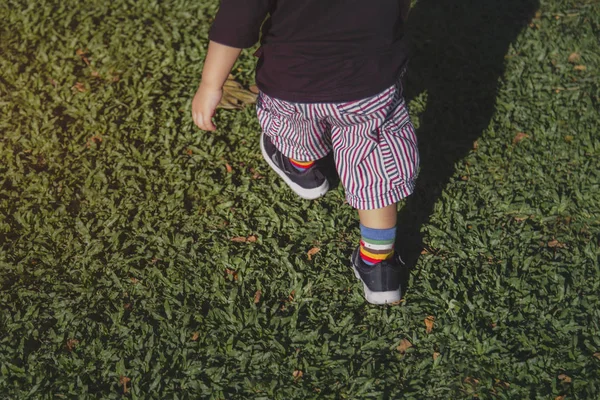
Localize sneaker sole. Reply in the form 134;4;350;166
260;134;329;200
351;261;401;305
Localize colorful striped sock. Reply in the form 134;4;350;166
359;224;396;266
289;157;315;172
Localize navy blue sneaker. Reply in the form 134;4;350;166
351;247;403;304
260;133;329;200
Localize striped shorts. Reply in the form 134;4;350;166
256;81;419;210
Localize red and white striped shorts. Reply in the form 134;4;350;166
256;81;419;210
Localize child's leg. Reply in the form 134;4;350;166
256;92;331;199
329;80;419;304
358;205;397;229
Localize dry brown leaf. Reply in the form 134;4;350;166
225;163;233;173
433;352;440;360
464;377;480;385
293;370;303;381
288;290;296;302
130;277;139;284
420;248;429;255
218;77;258;109
494;379;510;388
473;140;479;150
86;135;102;148
593;352;600;360
513;132;529;145
554;396;566;400
307;247;320;260
184;148;193;156
396;339;413;354
73;82;87;93
66;339;79;352
249;84;259;94
568;52;581;63
425;316;435;334
191;332;199;341
225;268;238;281
573;65;586;71
119;376;131;394
254;290;262;304
548;239;566;248
461;176;469;181
558;374;572;383
230;235;256;243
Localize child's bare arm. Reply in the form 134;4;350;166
192;41;242;131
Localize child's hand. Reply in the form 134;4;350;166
192;82;223;131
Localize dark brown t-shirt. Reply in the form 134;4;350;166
210;0;410;103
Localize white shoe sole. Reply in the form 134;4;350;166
352;262;401;305
260;134;329;200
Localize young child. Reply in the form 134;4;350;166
192;0;419;304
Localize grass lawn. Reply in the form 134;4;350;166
1;0;599;398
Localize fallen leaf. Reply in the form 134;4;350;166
123;303;132;310
495;379;510;389
473;140;479;150
425;316;435;334
568;52;581;63
90;70;100;78
86;135;102;148
573;65;586;71
230;235;256;243
225;268;238;281
225;163;233;173
119;376;131;394
288;290;296;302
254;290;262;304
396;339;413;354
307;247;320;260
555;396;566;400
558;374;572;383
73;82;87;93
513;132;529;145
218;76;258;109
548;239;566;248
433;352;440;360
461;175;469;181
191;332;199;341
130;277;139;284
249;84;259;94
293;370;303;381
464;377;480;385
185;148;193;155
593;352;600;360
65;339;79;352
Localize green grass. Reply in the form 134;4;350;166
1;0;599;398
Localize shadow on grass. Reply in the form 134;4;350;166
396;0;540;286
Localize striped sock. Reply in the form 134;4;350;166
289;157;315;172
359;224;396;266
